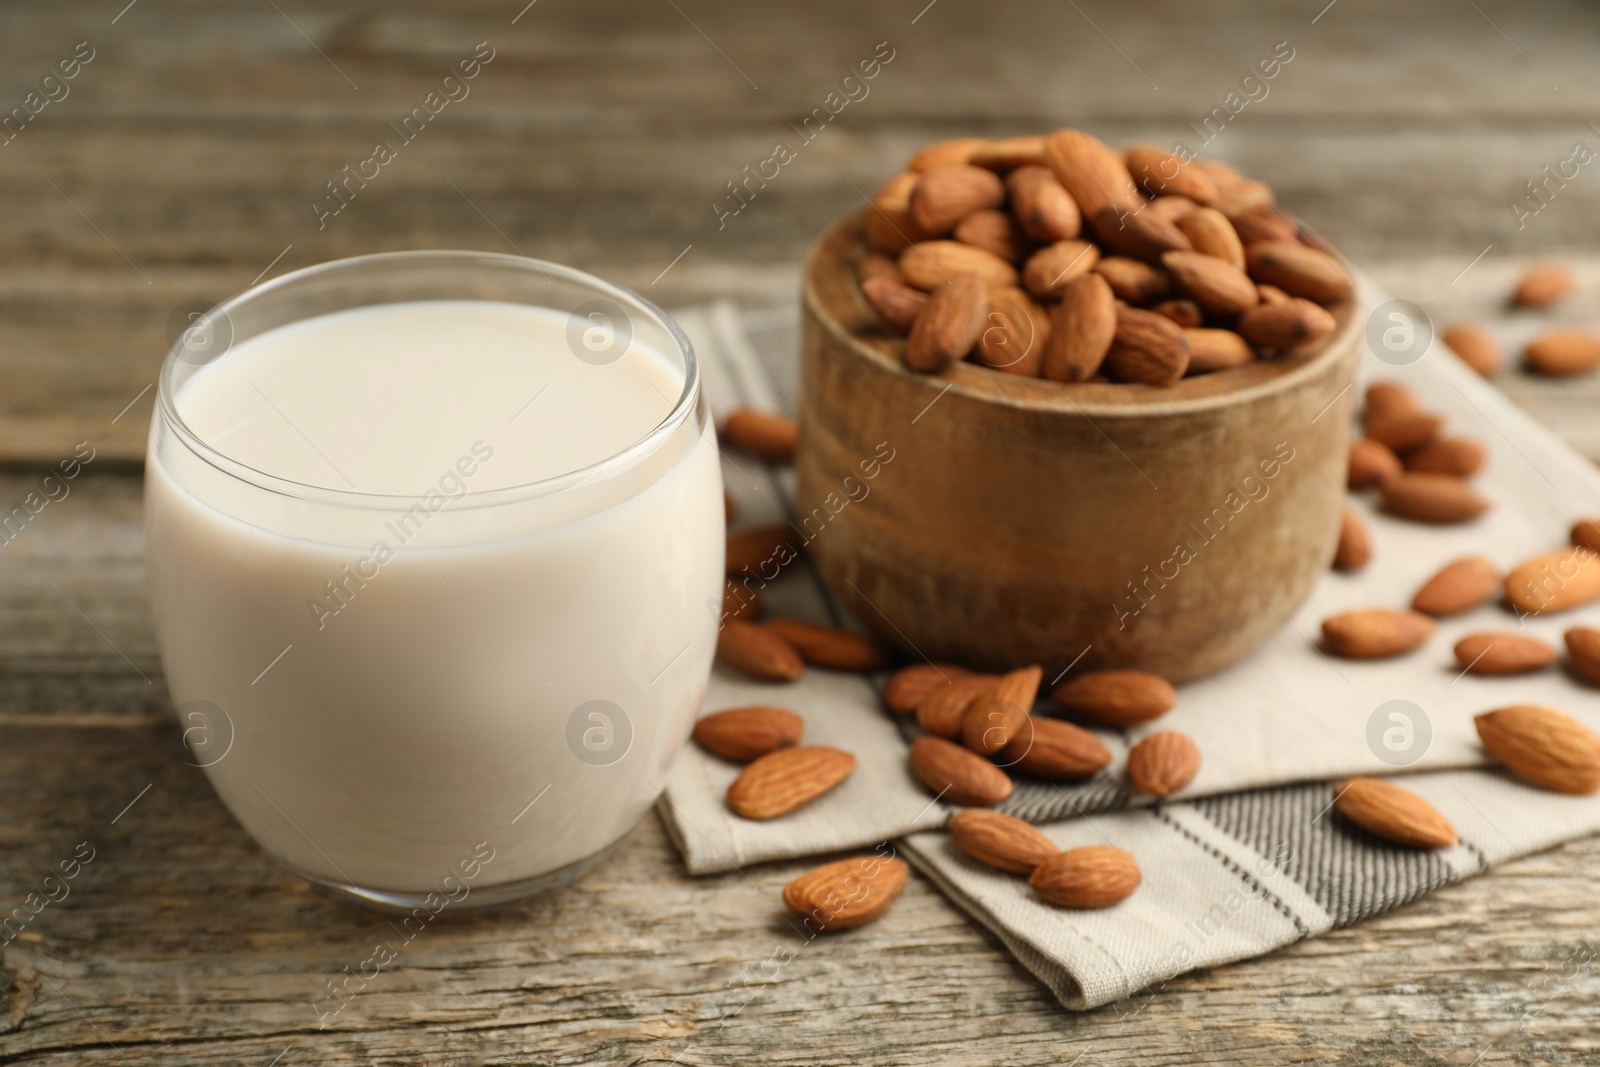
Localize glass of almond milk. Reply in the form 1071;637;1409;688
146;251;724;910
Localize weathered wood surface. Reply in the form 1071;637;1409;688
4;0;1600;1063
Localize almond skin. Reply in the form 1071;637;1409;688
899;240;1019;291
948;809;1060;874
996;716;1112;780
1321;608;1434;659
1161;250;1259;316
693;706;804;762
723;408;798;463
1182;328;1254;374
1453;632;1558;675
1041;272;1117;382
1364;409;1445;454
1411;556;1502;616
1125;731;1200;797
1234;297;1335;349
1203;161;1276;215
905;273;987;372
1335;778;1457;849
1152;298;1203;329
962;665;1043;755
1144;195;1199;224
1104;306;1191;385
918;673;999;738
1124;143;1219;203
866;172;927;253
1175;206;1245;268
953;208;1031;264
783;854;909;931
1572;518;1600;554
765;619;889;672
717;618;805;682
1475;705;1600;795
882;662;971;715
1513;263;1576;307
1441;322;1502;377
725;524;798;576
1006;165;1081;242
1348;437;1403;489
861;276;929;334
1029;846;1140;908
1094;256;1172;305
1090;205;1193;263
1504;547;1600;615
726;746;856;819
1563;627;1600;684
976;286;1050;376
1244;241;1353;302
1365;380;1423;419
1403;436;1485;478
910;163;1005;235
857;251;904;287
1021;239;1101;300
908;735;1013;806
1524;330;1600;376
1052;669;1176;726
1333;506;1372;571
908;137;987;172
1229;209;1299;245
1043;129;1143;218
1380;473;1489;524
970;135;1048;172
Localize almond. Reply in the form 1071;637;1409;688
1453;631;1558;675
783;854;909;931
899;240;1019;291
996;716;1112;780
1572;518;1600;554
908;137;987;172
1475;704;1600;795
1104;306;1191;385
953;208;1030;264
766;619;889;671
723;408;798;463
1090;204;1194;262
1513;263;1575;307
910;164;1006;235
1440;322;1502;377
883;662;972;715
1201;160;1276;215
1365;380;1422;419
1183;327;1254;374
726;524;798;575
905;273;987;372
1021;239;1101;300
693;706;804;762
962;665;1043;755
948;809;1060;874
722;580;762;622
1006;165;1081;242
1124;143;1219;203
1125;731;1200;797
1052;669;1176;726
1524;330;1600;376
908;735;1013;806
1256;283;1293;305
1504;546;1600;615
1029;846;1140;908
1175;206;1245;268
1411;556;1502;617
1234;298;1335;349
1403;436;1485;478
1094;256;1171;305
1042;129;1143;218
1333;506;1372;571
1244;241;1353;302
1321;608;1434;659
1563;627;1600;684
1348;437;1402;489
1364;408;1445;454
726;745;855;819
1041;273;1117;382
857;251;904;287
1161;250;1259;316
1335;778;1457;849
866;172;927;254
970;134;1048;172
1152;299;1203;329
717;618;805;682
976;287;1050;376
1228;209;1299;246
917;673;998;738
861;276;928;334
1380;473;1488;523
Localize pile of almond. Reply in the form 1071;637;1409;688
857;130;1353;385
1442;263;1600;379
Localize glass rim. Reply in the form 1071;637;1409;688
155;250;701;511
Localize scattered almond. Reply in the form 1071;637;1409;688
1513;263;1575;307
1029;846;1140;908
908;735;1013;806
1475;704;1600;795
905;273;987;372
962;665;1043;755
883;662;971;715
1572;518;1600;554
1411;556;1501;617
1453;632;1558;675
693;706;804;762
1321;608;1434;659
1563;627;1600;684
1504;546;1600;616
1348;437;1403;489
1380;472;1488;524
723;408;798;463
1364;408;1444;454
717;618;805;682
1403;436;1485;478
726;746;856;819
948;809;1060;874
1440;323;1502;377
1525;330;1600;376
1125;731;1200;797
1052;669;1176;726
996;716;1111;781
726;524;798;575
783;854;909;931
1335;778;1457;849
766;619;889;672
917;672;997;738
1364;380;1422;420
722;580;762;621
1333;506;1371;571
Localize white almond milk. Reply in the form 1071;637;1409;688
146;299;723;894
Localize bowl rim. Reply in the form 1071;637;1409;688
804;209;1364;420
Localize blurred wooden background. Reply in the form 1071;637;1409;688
3;1;1600;1063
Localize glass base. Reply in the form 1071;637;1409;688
289;839;622;913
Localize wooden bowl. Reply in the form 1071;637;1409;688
794;211;1363;683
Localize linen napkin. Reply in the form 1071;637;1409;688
656;285;1600;1009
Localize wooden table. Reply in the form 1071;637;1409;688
4;1;1600;1062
